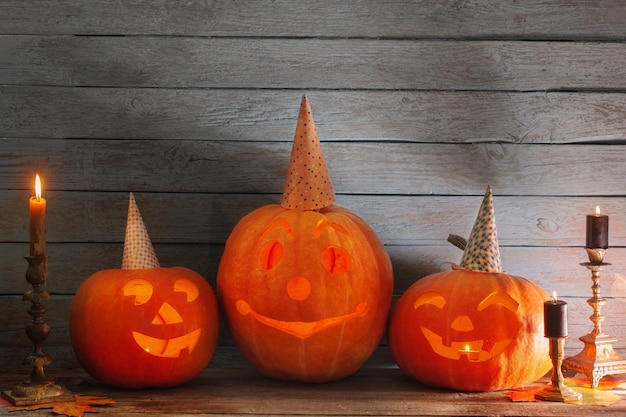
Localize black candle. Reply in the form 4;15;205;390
544;297;567;338
586;206;608;249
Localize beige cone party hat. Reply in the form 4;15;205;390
281;95;336;210
459;186;503;273
122;192;160;269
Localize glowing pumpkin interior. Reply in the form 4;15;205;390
414;290;521;362
123;277;202;358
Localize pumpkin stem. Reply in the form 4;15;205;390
447;234;467;251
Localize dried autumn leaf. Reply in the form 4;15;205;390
3;393;114;416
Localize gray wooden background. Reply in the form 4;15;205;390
2;0;626;369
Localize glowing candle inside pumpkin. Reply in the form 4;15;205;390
544;292;567;338
458;344;480;361
29;174;46;257
586;206;608;249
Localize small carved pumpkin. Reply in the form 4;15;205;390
388;266;550;391
388;187;551;391
217;96;393;382
70;267;219;388
70;194;220;388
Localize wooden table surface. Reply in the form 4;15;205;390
2;367;626;416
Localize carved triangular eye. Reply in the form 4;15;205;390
123;279;153;305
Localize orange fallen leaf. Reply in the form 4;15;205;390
506;384;545;401
3;394;114;416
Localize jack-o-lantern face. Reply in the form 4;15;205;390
233;216;368;339
70;267;220;388
388;268;551;392
217;204;393;382
122;277;203;358
414;290;520;362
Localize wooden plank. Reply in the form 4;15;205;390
0;367;625;416
2;244;626;298
1;192;625;246
50;368;626;416
3;88;626;143
2;0;625;40
0;369;626;416
4;141;626;196
0;243;224;294
4;37;626;90
11;139;626;196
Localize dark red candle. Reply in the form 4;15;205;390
544;296;567;338
586;206;608;249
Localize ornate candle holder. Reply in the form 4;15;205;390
1;255;74;406
535;336;582;402
561;248;626;388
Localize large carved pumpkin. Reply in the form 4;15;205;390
388;187;551;391
217;96;393;382
218;204;392;382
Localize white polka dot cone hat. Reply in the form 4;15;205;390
122;192;160;269
281;95;336;210
459;186;503;273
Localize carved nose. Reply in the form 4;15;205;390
287;276;311;301
451;315;474;332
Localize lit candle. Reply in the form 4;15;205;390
586;206;608;249
29;174;46;257
458;344;480;361
544;292;567;338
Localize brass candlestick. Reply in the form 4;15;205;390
2;255;74;406
562;248;626;388
536;337;582;402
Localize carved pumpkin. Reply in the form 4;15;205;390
218;204;392;382
70;194;219;388
388;266;550;391
70;267;219;388
217;96;393;382
388;187;551;391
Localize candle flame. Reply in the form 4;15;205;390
552;291;557;302
464;344;470;352
35;174;42;201
596;205;601;216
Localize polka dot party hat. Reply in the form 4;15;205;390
122;192;160;269
281;95;336;210
459;186;503;273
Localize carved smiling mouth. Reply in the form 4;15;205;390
420;327;512;362
132;329;202;358
236;300;368;339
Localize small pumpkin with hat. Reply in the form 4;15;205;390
388;186;551;391
70;193;220;388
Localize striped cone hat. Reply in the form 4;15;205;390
122;192;160;269
281;95;336;210
459;186;503;273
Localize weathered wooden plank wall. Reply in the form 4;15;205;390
2;0;626;369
